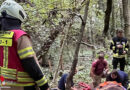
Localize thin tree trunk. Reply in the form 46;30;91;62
36;26;63;60
111;0;115;37
74;0;77;7
66;0;90;89
53;23;72;83
120;2;124;28
103;0;112;36
102;0;112;47
122;0;130;63
90;16;96;59
98;0;104;11
122;0;130;36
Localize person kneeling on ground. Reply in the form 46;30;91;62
58;69;77;90
106;69;129;89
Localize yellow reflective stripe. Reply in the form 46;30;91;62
0;31;14;38
111;40;114;45
6;47;8;67
36;76;48;86
125;48;128;51
3;47;8;68
1;67;16;74
113;53;125;58
4;80;35;86
0;67;16;80
17;72;30;77
19;52;34;59
3;47;6;67
18;47;35;59
2;73;16;80
123;44;125;48
112;46;115;50
17;72;34;83
18;47;33;53
17;77;34;82
0;67;35;85
2;70;16;75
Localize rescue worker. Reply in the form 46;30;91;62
106;69;129;89
0;0;49;90
58;69;77;90
90;51;109;88
110;29;129;71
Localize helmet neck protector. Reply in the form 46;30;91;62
0;11;21;31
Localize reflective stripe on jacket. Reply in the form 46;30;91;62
0;30;35;86
110;37;129;58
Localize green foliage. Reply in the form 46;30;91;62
74;69;92;83
0;0;127;88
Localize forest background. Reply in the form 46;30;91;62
0;0;130;88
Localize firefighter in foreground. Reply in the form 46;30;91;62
110;29;129;71
0;0;49;90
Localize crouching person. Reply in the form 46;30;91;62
58;69;77;90
106;69;129;89
90;51;109;87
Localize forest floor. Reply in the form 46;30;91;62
41;47;130;89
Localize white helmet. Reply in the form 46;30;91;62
0;0;26;22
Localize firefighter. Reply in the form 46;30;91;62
110;29;129;71
0;0;49;90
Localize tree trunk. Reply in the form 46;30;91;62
111;0;115;37
53;22;72;83
103;0;112;36
36;25;65;63
98;0;104;11
122;0;130;64
120;2;124;28
90;16;96;59
65;0;90;89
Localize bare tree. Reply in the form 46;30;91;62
103;0;112;36
98;0;104;11
122;0;130;62
120;1;124;28
36;22;66;64
53;22;73;83
65;0;90;89
111;0;116;37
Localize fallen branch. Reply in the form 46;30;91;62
80;42;96;49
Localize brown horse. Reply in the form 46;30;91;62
95;81;126;90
